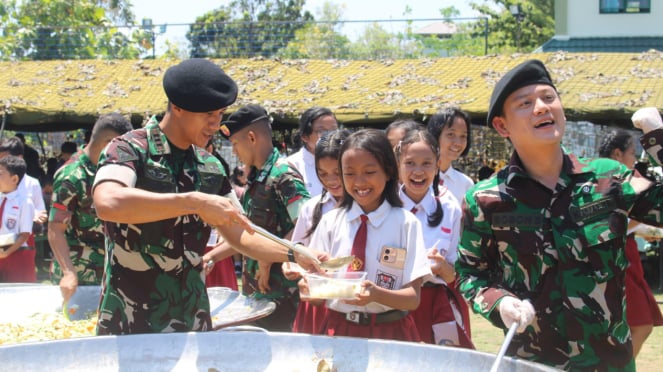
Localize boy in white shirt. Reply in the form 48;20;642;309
0;156;35;282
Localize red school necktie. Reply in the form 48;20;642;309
349;214;368;271
410;206;418;214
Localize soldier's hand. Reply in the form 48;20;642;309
256;261;272;294
196;194;254;233
632;107;663;133
497;296;534;333
293;248;328;273
59;271;78;303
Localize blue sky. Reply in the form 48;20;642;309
129;0;481;55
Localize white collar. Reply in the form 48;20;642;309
347;199;391;228
399;185;437;215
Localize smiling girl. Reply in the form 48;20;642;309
301;129;431;341
395;128;473;348
426;108;474;204
288;129;350;334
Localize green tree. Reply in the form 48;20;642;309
187;0;313;58
0;0;141;60
412;6;489;57
349;23;422;59
277;1;350;59
470;0;554;54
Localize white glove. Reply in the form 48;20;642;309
497;296;535;333
631;107;663;133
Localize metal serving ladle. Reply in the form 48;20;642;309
249;223;354;271
223;193;353;271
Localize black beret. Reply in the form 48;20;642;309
220;104;270;139
163;59;238;113
487;59;556;125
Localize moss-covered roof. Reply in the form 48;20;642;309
1;51;662;132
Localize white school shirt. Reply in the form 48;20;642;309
18;174;45;215
438;167;473;207
0;190;35;247
286;147;323;197
291;192;338;246
309;200;432;314
400;185;461;285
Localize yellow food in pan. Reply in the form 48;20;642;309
0;313;97;345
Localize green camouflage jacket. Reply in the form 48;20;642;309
49;150;105;285
241;147;309;329
95;121;230;335
457;130;663;371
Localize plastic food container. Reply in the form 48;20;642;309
305;271;367;299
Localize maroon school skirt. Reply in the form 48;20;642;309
410;283;474;348
292;301;328;334
625;237;663;327
204;246;238;290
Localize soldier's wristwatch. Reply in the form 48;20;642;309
287;248;297;263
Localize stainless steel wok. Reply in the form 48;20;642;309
0;330;559;371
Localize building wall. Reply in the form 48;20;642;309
555;0;662;38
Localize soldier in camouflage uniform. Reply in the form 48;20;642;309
456;59;663;371
48;113;133;302
221;104;311;331
92;59;321;335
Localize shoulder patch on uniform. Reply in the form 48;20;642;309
116;143;139;163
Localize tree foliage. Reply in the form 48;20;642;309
0;0;142;60
469;0;554;54
277;1;351;59
187;0;313;58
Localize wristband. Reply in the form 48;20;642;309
287;248;297;263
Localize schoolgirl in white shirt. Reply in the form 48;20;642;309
301;129;431;342
286;107;338;197
395;128;473;348
288;130;350;334
427;108;475;204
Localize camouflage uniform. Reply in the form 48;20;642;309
241;147;309;331
49;151;105;284
457;130;663;371
95;121;231;335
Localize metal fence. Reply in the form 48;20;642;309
0;18;489;61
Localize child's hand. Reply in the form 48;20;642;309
428;248;444;269
298;277;325;306
427;248;455;283
256;261;272;294
282;262;305;281
343;280;375;306
0;248;11;259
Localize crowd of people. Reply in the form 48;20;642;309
0;57;662;371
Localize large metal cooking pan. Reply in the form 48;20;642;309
0;285;275;329
0;330;558;371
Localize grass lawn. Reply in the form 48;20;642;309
470;292;663;372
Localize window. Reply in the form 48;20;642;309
600;0;650;13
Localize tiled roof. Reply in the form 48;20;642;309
542;37;663;53
1;51;662;132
